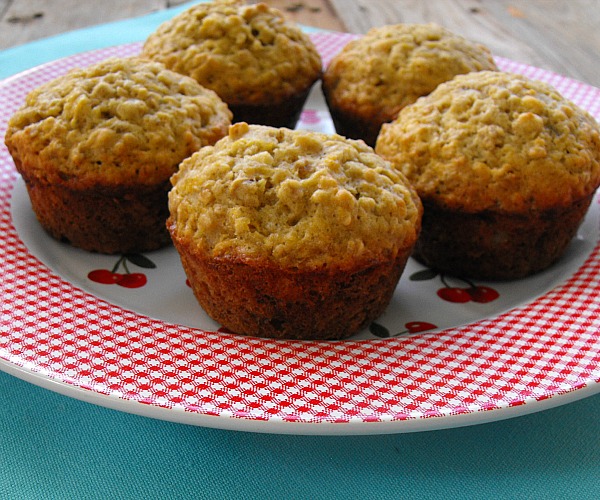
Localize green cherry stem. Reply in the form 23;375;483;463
459;276;477;289
111;256;125;274
110;255;132;275
440;273;451;288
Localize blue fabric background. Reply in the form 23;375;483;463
1;3;599;498
2;371;600;499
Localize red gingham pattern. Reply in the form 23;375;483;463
1;33;600;430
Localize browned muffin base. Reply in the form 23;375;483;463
229;87;313;129
22;176;172;254
171;232;414;340
322;90;384;147
413;194;596;280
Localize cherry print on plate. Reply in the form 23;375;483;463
409;268;500;304
87;253;156;289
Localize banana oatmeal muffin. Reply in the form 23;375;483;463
141;0;322;129
322;23;498;146
5;57;232;254
376;70;600;280
168;122;422;340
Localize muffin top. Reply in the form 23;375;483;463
323;23;497;124
5;57;232;188
168;123;422;269
141;0;322;105
375;71;600;213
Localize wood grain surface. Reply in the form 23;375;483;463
330;0;600;87
1;0;598;86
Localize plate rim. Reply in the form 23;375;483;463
1;32;600;435
2;356;600;435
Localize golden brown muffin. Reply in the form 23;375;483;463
5;57;232;254
141;0;322;129
376;70;600;280
168;122;422;339
322;23;498;146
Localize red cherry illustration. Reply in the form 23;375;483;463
417;268;500;304
437;287;471;303
116;273;147;289
86;254;155;289
467;286;500;303
404;321;437;333
88;269;122;284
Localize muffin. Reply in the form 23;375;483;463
168;122;422;340
5;57;232;254
322;23;498;146
376;70;600;280
141;0;322;129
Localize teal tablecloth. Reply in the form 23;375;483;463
1;3;600;498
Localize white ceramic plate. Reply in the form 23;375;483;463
1;32;600;435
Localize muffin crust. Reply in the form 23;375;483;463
170;123;421;268
376;71;600;212
6;57;231;187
